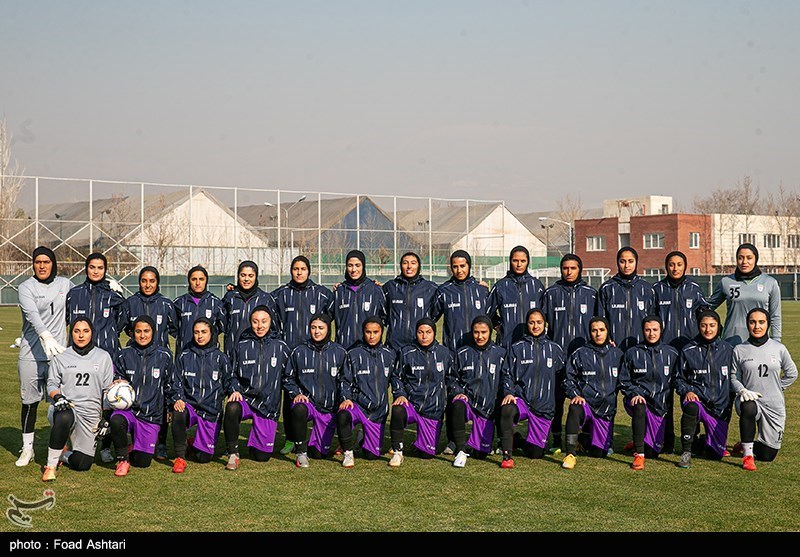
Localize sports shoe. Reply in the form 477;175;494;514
15;448;35;467
500;457;515;469
389;451;404;467
295;452;310;468
155;444;168;461
342;450;355;468
548;447;562;456
623;441;635;453
333;445;343;456
42;466;57;482
723;449;731;457
225;453;240;471
632;453;645;471
742;455;757;472
100;448;114;463
280;440;295;455
562;454;577;470
732;442;744;456
607;447;614;455
172;457;187;474
453;450;468;468
115;460;130;477
443;441;456;455
677;452;692;469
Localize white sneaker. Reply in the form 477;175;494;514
295;452;310;468
443;441;456;455
15;448;35;467
389;451;404;467
453;450;468;468
100;448;114;463
342;450;355;468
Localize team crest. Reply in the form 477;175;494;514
205;309;212;319
93;363;99;372
363;301;371;311
664;366;670;376
686;299;693;309
384;367;390;377
152;368;161;379
271;357;278;367
771;355;778;364
757;284;764;292
530;301;536;309
156;315;163;325
310;304;316;314
611;367;618;377
489;364;496;374
103;308;110;318
436;361;444;372
637;301;645;311
547;358;553;368
721;366;728;377
331;366;339;377
580;304;587;314
417;298;424;308
475;300;481;310
212;370;219;381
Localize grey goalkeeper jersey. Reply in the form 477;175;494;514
707;274;782;345
18;276;75;361
731;339;797;410
47;346;115;422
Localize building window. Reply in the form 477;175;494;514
763;234;781;249
586;236;606;251
739;233;756;246
788;235;800;249
645;269;663;277
689;232;700;249
661;204;669;214
643;233;665;249
691;267;701;276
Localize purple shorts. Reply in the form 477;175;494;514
579;405;614;452
240;399;278;454
451;399;494;453
624;399;666;453
403;403;443;456
293;401;336;456
111;409;161;455
683;400;728;457
340;404;385;457
514;399;552;449
185;403;222;455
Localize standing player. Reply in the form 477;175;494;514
541;254;597;452
337;317;397;467
66;252;126;355
271;255;334;455
284;314;348;468
674;310;734;468
389;318;452;466
433;250;490;353
170;317;231;473
17;247;74;467
42;318;114;481
707;243;782;345
110;315;175;476
618;316;680;470
487;246;545;350
119;266;178;349
498;310;565;469
562;317;624;469
653;251;708;454
730;308;797;470
448;316;507;467
332;250;386;350
222;260;279;361
383;252;438;351
224;306;290;469
173;265;225;358
597;247;656;351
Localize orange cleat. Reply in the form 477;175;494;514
115;460;130;477
172;457;187;474
632;453;645;471
742;455;756;471
500;458;515;469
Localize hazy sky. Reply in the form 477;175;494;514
2;1;799;212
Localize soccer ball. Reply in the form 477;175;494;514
106;382;135;410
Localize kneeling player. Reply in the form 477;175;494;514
43;319;114;481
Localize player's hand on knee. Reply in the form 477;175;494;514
95;418;111;439
739;389;762;402
53;393;72;412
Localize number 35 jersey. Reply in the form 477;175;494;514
707;274;782;345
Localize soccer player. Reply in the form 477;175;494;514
498;309;565;469
707;243;782;345
332;250;386;350
17;246;74;467
487;246;545;350
42;318;114;481
541;253;598;452
110;315;175;476
119;266;178;349
337;317;397;467
272;255;334;455
170;317;231;473
173;265;225;358
284;314;348;468
562;317;624;469
448;316;507;467
433;250;490;353
382;252;438;352
618;315;680;470
389;318;452;466
597;247;656;351
730;308;797;471
222;260;280;361
66;252;125;355
674;309;734;468
224;306;290;469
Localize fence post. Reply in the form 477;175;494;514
794;272;797;301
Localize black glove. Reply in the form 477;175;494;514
95;418;111;439
53;393;71;413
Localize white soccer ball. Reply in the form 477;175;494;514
106;382;135;410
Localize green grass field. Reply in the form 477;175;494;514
1;304;799;532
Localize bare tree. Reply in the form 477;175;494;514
0;117;28;274
142;194;183;272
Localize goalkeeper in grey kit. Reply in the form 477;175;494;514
42;318;115;481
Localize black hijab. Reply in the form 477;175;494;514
84;252;108;285
471;315;494;349
187;265;209;296
399;252;422;281
69;317;95;356
695;309;722;346
746;307;770;347
309;313;333;348
642;315;663;346
508;246;530;276
664;251;687;288
236;261;260;300
616;247;638;281
589;316;611;347
131;315;156;350
290;256;312;289
138;266;161;297
559;254;583;285
449;250;472;284
32;246;57;284
344;250;367;287
524;308;547;339
735;244;762;281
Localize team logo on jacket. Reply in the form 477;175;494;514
103;308;110;318
157;315;163;325
271;357;278;367
417;298;424;308
611;367;618;377
436;362;444;372
721;366;728;377
363;301;371;311
546;358;552;368
93;363;99;372
580;304;587;314
664;366;670;376
530;301;536;309
686;299;693;309
212;370;219;381
331;366;339;377
771;355;777;364
757;284;764;292
310;304;316;314
489;364;496;374
384;367;390;377
152;368;161;379
205;309;212;318
637;301;645;311
475;300;481;310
